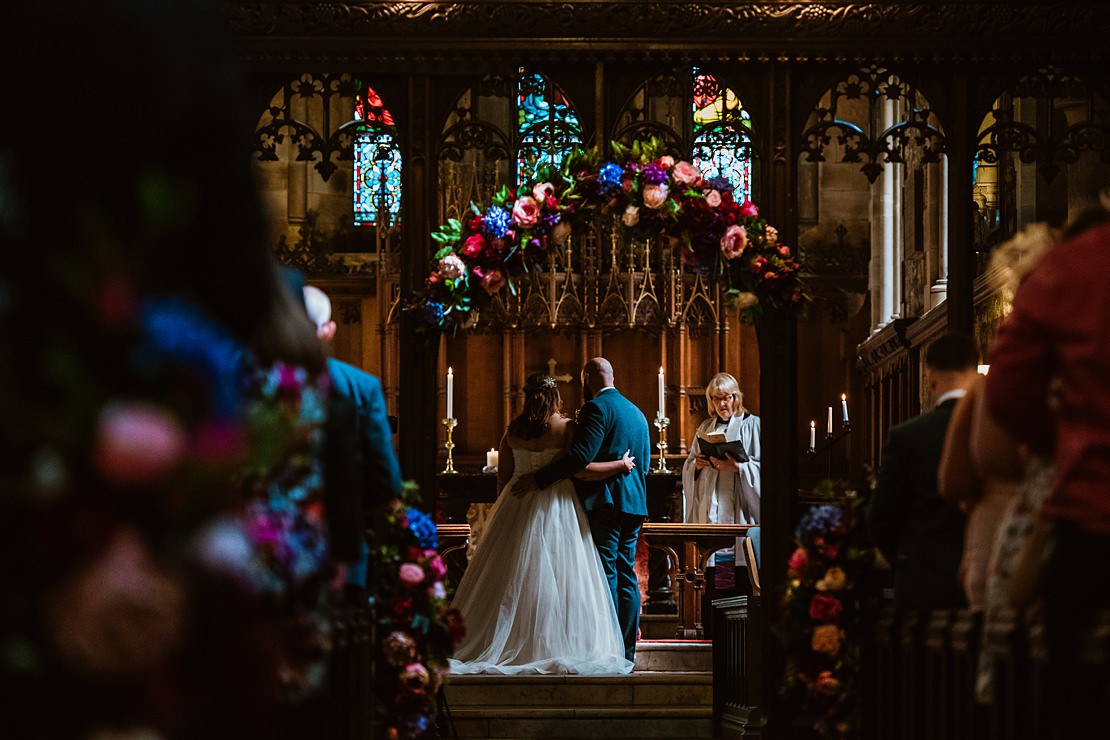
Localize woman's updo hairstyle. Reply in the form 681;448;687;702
507;373;562;440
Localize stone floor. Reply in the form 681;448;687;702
442;641;714;739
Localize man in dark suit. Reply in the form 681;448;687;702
511;357;651;662
868;332;979;610
304;286;403;591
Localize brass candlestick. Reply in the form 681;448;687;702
442;417;458;474
652;416;671;474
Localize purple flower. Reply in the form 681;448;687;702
642;163;669;185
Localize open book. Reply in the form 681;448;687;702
696;432;750;462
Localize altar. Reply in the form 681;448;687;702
434;460;685;524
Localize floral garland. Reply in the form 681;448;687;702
369;487;463;740
413;138;806;329
777;483;875;739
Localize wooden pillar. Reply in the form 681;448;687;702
757;60;797;740
946;70;976;335
398;75;441;510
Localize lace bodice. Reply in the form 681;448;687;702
510;446;563;476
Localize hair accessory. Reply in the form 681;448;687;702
541;376;556;389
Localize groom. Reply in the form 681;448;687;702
512;357;651;662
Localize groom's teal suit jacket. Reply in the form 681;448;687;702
534;387;650;516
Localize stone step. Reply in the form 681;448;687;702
445;671;712;709
448;710;714;739
634;639;712;672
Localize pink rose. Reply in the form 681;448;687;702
46;527;185;676
96;402;187;485
511;196;540;228
427;556;447;579
672;161;701;185
474;266;506;295
642;183;669;209
720;224;748;259
750;256;768;273
461;234;486;258
622;205;640;226
532;182;555;203
400;662;430;687
738;199;759;217
815;670;841;696
778;245;792;258
787;547;809;577
704;189;722;208
621;178;634;193
654;155;676;169
399;563;425;586
438;253;465;280
809;593;843;622
551;221;572;245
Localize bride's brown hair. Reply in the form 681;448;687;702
507;373;561;440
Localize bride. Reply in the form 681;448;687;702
448;373;635;675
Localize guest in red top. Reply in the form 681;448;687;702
985;217;1110;738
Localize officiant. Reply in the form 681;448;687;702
681;373;762;586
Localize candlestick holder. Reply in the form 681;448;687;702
806;421;852;479
442;417;458;474
652;416;671;474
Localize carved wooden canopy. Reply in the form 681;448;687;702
221;1;1110;63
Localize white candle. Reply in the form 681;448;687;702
447;367;454;419
810;420;816;450
841;393;849;424
827;406;833;436
486;448;499;469
657;366;665;419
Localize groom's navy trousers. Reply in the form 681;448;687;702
534;386;650;662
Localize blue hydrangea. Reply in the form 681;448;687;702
598;162;623;198
420;301;445;326
481;207;512;240
406;507;439;549
138;296;245;416
796;505;843;541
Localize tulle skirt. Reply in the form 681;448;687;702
448;477;633;675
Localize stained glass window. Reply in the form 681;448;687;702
517;70;582;184
691;68;753;202
354;84;401;227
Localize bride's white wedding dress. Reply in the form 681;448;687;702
448;447;634;675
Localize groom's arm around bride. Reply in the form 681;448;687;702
511;357;651;663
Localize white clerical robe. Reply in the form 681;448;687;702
681;412;761;564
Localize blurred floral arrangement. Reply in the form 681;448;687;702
412;138;806;329
369;486;463;740
1;274;332;734
777;482;875;739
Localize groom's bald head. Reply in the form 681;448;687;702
582;357;615;396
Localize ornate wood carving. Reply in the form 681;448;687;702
976;67;1110;183
222;3;1110;52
